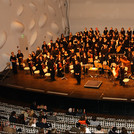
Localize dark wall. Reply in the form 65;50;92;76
1;85;134;117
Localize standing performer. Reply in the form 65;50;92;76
27;54;34;75
38;56;45;78
48;55;56;81
10;52;17;74
81;52;88;75
131;51;134;75
57;62;64;77
74;60;81;85
17;50;24;70
119;64;125;86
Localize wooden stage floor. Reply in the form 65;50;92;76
1;69;134;102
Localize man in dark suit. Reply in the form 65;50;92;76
74;60;81;85
47;55;56;81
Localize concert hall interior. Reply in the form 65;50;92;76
1;0;134;133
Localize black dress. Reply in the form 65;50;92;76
10;56;17;74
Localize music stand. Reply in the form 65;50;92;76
88;63;99;78
94;62;103;77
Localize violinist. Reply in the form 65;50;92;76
27;54;34;75
17;50;24;70
10;52;17;74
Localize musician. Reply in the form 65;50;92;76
63;37;68;50
126;47;132;61
42;41;47;50
10;52;17;74
114;28;119;38
31;51;36;66
27;54;34;75
81;52;88;75
65;57;70;73
120;27;125;37
109;41;116;54
119;64;125;86
56;55;64;77
38;56;45;78
131;51;134;75
109;27;114;36
89;27;94;35
103;27;108;35
116;38;124;53
36;47;42;57
101;45;109;62
84;27;88;36
17;50;24;70
74;60;81;85
47;55;56;81
50;39;55;48
57;61;64;77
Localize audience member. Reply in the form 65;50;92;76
94;125;104;134
90;116;100;126
108;127;118;134
120;127;128;134
9;111;17;123
29;118;37;127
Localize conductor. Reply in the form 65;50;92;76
74;60;81;85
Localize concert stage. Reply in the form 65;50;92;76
1;69;134;102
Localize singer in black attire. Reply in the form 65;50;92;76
17;50;23;70
27;54;34;75
10;52;17;74
74;60;81;85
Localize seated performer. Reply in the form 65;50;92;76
10;52;17;74
74;60;81;85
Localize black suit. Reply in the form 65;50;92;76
10;56;17;74
17;53;23;70
74;63;81;84
48;59;55;81
119;66;125;86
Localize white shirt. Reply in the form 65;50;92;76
86;127;91;133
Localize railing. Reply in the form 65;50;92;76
0;62;11;81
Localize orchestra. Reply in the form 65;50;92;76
9;27;134;85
